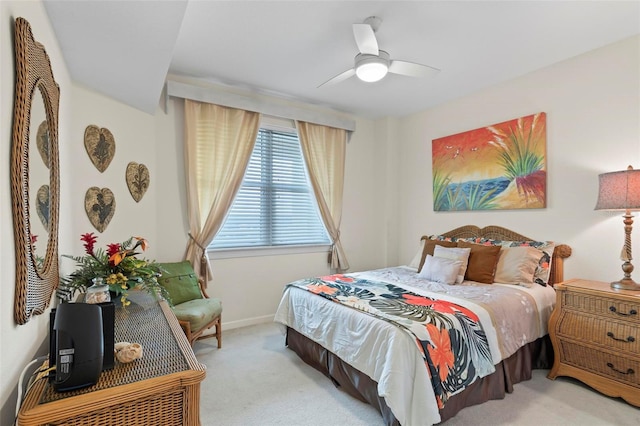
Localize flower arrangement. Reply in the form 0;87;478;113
31;234;45;269
60;233;169;306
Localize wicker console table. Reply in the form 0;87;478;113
18;291;206;425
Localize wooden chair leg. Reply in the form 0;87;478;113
179;317;221;348
215;316;222;348
179;320;195;346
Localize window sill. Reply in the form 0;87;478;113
208;244;330;260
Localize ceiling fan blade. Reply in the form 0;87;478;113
317;68;356;88
389;60;440;78
352;23;378;55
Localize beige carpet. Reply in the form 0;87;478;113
194;322;640;426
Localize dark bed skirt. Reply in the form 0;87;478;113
286;326;554;425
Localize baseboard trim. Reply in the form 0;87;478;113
197;315;275;338
222;315;275;331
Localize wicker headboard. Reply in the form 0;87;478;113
427;225;572;286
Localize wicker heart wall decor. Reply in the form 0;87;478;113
36;184;50;231
84;187;116;233
36;120;50;167
84;125;115;173
126;162;150;202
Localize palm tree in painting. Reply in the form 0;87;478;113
488;113;545;206
433;169;451;211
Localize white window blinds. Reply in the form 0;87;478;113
211;127;330;249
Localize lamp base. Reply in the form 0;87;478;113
610;278;640;291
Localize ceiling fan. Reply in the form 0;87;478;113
318;16;440;88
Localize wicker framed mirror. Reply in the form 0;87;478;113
12;17;60;324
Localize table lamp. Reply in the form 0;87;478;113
595;165;640;290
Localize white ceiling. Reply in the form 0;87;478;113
43;0;640;118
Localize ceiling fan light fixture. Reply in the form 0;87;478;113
355;51;390;82
356;62;388;82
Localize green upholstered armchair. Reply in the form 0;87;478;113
157;261;222;348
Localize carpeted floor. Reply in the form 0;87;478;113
194;322;640;426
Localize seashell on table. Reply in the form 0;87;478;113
114;341;143;363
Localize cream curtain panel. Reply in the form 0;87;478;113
296;121;349;272
184;99;261;284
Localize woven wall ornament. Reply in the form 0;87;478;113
36;120;50;167
85;187;116;233
84;125;115;172
126;162;150;202
36;184;50;231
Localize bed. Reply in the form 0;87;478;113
274;225;572;425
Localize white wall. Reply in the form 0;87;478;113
0;2;72;423
394;35;640;284
61;84;160;272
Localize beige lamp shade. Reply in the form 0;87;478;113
595;166;640;211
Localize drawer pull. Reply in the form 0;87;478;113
606;332;635;343
609;306;638;317
606;362;635;375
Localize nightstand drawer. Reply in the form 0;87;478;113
560;340;640;388
558;312;640;354
563;292;640;324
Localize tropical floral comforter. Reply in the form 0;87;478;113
274;266;555;426
286;273;494;409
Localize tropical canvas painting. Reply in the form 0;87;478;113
432;112;546;211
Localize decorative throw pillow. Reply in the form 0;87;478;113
417;236;458;273
461;238;555;286
494;246;544;287
433;245;471;284
157;261;202;305
456;241;501;284
418;255;462;285
530;242;555;286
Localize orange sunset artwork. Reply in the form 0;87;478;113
432;112;546;211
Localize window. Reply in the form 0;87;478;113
210;124;330;250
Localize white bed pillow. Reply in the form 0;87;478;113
494;246;544;287
433;245;471;284
418;255;462;285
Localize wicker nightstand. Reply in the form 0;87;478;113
548;279;640;407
